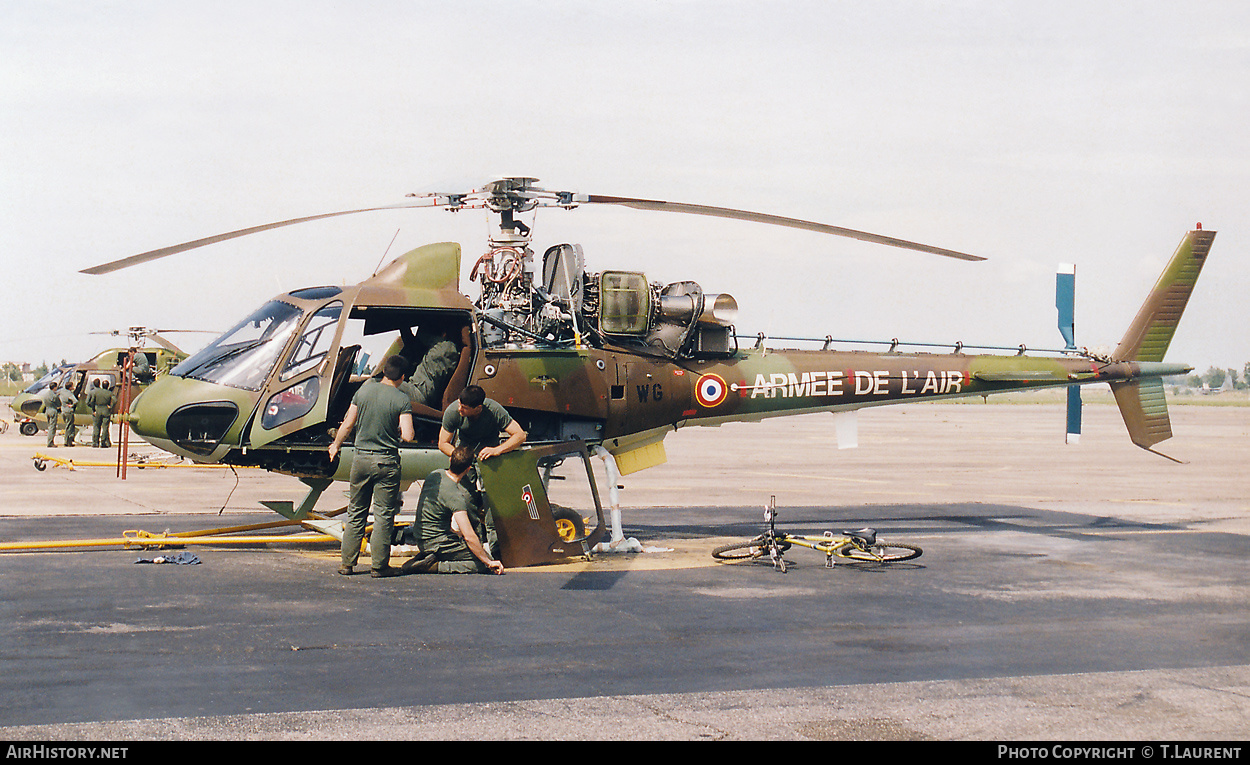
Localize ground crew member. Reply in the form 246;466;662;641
408;446;504;575
328;355;414;578
39;381;61;448
87;380;115;448
132;351;153;383
400;323;472;420
437;385;526;463
437;384;527;522
437;385;525;547
58;382;79;447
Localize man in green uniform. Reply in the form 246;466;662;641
131;351;153;383
400;323;472;420
86;380;115;448
435;385;527;548
437;385;526;463
39;381;61;448
410;446;504;575
328;356;414;578
58;382;78;447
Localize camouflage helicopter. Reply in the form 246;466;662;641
10;329;191;439
80;178;1212;565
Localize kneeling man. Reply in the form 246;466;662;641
411;446;505;575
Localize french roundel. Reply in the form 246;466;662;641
695;373;728;407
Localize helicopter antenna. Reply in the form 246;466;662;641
373;229;401;276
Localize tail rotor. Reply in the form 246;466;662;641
1056;263;1081;444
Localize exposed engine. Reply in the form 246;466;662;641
470;242;738;359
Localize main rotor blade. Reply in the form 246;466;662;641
80;199;443;275
582;195;986;262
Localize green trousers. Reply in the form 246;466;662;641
92;412;111;448
340;451;402;571
45;410;59;447
433;512;500;574
61;410;77;445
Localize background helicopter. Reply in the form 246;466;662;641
9;328;196;439
80;178;1212;564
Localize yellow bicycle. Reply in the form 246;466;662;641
712;497;922;573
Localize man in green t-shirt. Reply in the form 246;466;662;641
437;385;526;462
407;446;504;575
437;385;527;525
329;356;415;578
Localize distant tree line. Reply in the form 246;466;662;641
1;360;59;384
1185;363;1250;390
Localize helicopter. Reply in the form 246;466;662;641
9;329;191;439
79;178;1212;566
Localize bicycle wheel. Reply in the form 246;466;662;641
711;536;791;560
838;543;922;562
712;537;767;560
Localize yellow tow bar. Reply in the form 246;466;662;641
31;451;258;472
0;512;348;553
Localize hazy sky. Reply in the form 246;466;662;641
3;1;1247;376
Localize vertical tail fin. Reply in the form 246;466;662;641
1109;227;1214;459
1112;228;1216;363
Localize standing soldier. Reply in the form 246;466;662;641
328;356;415;578
58;381;79;447
39;381;61;448
87;380;114;448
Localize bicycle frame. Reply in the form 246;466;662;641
714;496;922;571
783;532;870;568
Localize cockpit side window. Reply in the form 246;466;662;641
280;301;342;382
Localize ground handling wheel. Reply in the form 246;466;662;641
552;506;585;542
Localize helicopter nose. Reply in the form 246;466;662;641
128;376;246;457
